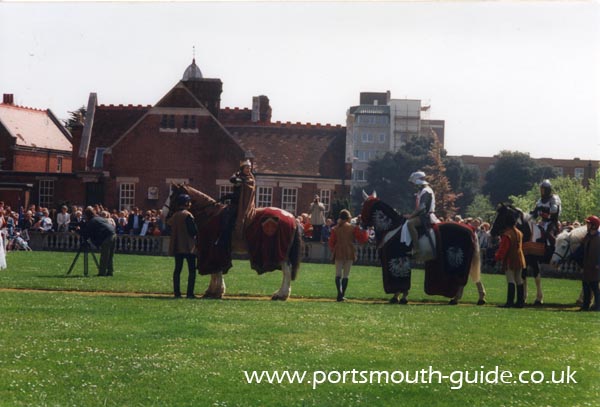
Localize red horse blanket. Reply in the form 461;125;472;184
424;222;475;298
245;207;298;274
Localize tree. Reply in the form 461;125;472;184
424;136;458;219
63;106;86;132
444;156;480;214
482;150;559;205
588;169;600;215
465;194;496;223
509;176;596;222
355;133;438;213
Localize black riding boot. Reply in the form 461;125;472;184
581;282;592;311
591;282;600;311
341;278;349;301
335;277;344;302
500;283;515;308
515;284;525;308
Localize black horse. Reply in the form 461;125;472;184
360;192;485;305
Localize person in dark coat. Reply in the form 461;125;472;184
572;216;600;311
80;206;116;276
166;194;198;299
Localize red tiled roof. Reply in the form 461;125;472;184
0;104;71;151
227;123;347;178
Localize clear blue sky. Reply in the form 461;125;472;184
1;1;598;160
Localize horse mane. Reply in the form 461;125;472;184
557;225;588;246
174;184;223;221
361;197;404;243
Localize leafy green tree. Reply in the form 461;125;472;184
465;194;496;223
482;150;558;205
444;156;480;214
356;133;437;213
588;169;600;215
509;176;595;222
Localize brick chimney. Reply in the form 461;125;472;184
2;94;14;105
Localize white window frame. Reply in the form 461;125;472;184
257;186;273;208
56;155;63;172
555;167;564;176
320;189;331;212
379;133;386;143
219;185;234;204
574;168;584;179
38;179;54;208
281;188;298;215
119;183;135;211
353;170;366;182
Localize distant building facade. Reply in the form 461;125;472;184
346;91;445;188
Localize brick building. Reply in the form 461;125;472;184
68;59;350;214
0;94;74;208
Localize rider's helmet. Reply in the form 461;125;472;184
239;159;252;169
585;215;600;229
176;194;191;207
408;171;427;185
540;179;552;199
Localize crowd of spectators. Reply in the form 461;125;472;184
0;201;169;251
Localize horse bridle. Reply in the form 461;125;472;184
552;236;572;265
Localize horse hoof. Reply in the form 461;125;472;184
202;293;223;300
389;297;399;304
477;299;486;306
398;298;408;305
533;300;543;306
271;294;288;301
448;299;458;305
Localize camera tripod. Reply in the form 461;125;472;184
66;241;100;277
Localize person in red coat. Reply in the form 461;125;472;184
495;214;527;308
328;210;369;302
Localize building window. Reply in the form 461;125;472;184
160;114;176;129
257;187;273;208
93;148;106;168
219;185;234;204
119;183;135;211
320;189;331;212
38;180;54;208
361;133;374;143
56;156;63;173
555;167;564;176
574;168;584;179
281;188;298;215
353;170;367;182
183;115;197;129
379;133;386;143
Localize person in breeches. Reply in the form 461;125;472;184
405;171;436;258
495;214;527;308
167;194;198;299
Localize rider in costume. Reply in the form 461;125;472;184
530;179;562;252
405;171;437;258
220;159;256;253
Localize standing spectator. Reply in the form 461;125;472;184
309;195;326;242
572;216;600;311
69;210;84;232
321;218;333;243
139;211;153;237
328;209;369;302
495;214;527;308
166;194;198;299
0;209;6;269
79;207;116;277
127;207;143;235
36;208;53;232
116;210;128;235
56;205;71;232
20;210;35;231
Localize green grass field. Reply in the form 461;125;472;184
0;251;598;406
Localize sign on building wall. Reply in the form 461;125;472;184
147;186;159;200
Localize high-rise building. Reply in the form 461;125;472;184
346;91;444;187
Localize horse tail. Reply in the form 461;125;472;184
470;234;482;283
288;223;303;281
